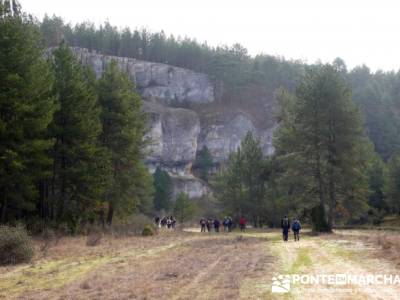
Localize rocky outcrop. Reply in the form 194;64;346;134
70;48;276;198
143;102;200;176
70;47;214;105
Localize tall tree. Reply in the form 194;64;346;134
0;4;56;222
385;153;400;213
274;65;370;231
153;167;172;211
194;146;213;182
50;43;108;230
173;192;196;224
97;60;149;224
214;131;265;225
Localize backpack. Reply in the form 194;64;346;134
293;220;300;231
282;218;289;228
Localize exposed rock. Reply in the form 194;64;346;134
170;176;211;199
67;48;277;198
143;102;200;176
69;47;214;105
198;113;256;161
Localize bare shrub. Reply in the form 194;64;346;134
142;225;155;236
0;225;34;265
40;228;56;254
112;214;155;236
86;226;103;247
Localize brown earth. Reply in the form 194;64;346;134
1;228;400;299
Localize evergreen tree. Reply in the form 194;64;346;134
214;148;244;219
50;43;108;230
214;131;265;225
0;5;56;222
97;60;148;224
385;153;400;213
194;146;213;182
153;167;172;211
274;65;370;231
173;192;196;223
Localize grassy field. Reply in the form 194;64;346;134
1;228;400;299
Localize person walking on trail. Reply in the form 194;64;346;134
281;216;290;242
292;217;301;241
227;217;233;232
200;218;206;232
206;219;212;232
223;217;229;232
239;216;246;232
213;218;220;232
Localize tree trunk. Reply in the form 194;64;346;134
107;202;114;225
0;193;7;223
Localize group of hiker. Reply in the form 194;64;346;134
156;214;301;241
154;216;176;229
198;215;301;241
199;216;248;233
281;216;302;242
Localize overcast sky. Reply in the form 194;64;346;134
20;0;400;72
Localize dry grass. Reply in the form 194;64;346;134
2;228;400;299
0;230;276;299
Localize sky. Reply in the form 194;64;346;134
20;0;400;72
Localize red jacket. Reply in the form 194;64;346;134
239;217;246;225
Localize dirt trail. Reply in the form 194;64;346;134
1;229;399;299
267;230;400;300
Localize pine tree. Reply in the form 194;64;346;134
97;60;149;224
153;167;172;211
240;132;265;226
214;131;265;224
385;153;400;213
194;146;213;182
0;5;56;222
50;43;109;230
173;192;196;224
274;65;370;231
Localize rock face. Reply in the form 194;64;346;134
70;47;214;105
70;47;276;198
143;102;200;176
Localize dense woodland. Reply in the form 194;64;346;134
1;1;400;232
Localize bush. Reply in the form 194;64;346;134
112;214;155;236
86;225;103;246
142;225;155;236
0;225;34;265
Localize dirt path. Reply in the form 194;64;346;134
266;230;400;300
1;229;399;299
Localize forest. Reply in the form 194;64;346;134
1;0;400;234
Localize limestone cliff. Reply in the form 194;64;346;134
69;47;276;198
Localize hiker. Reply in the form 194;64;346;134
281;216;290;242
223;217;229;232
166;217;172;229
239;216;246;232
200;218;206;232
292;217;301;241
171;216;176;229
227;217;233;232
154;216;160;227
206;219;212;232
213;218;220;232
160;217;167;227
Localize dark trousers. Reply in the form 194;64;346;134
293;230;300;241
201;225;206;232
283;229;289;241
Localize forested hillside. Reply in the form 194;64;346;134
1;0;400;232
0;3;153;231
40;16;400;160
